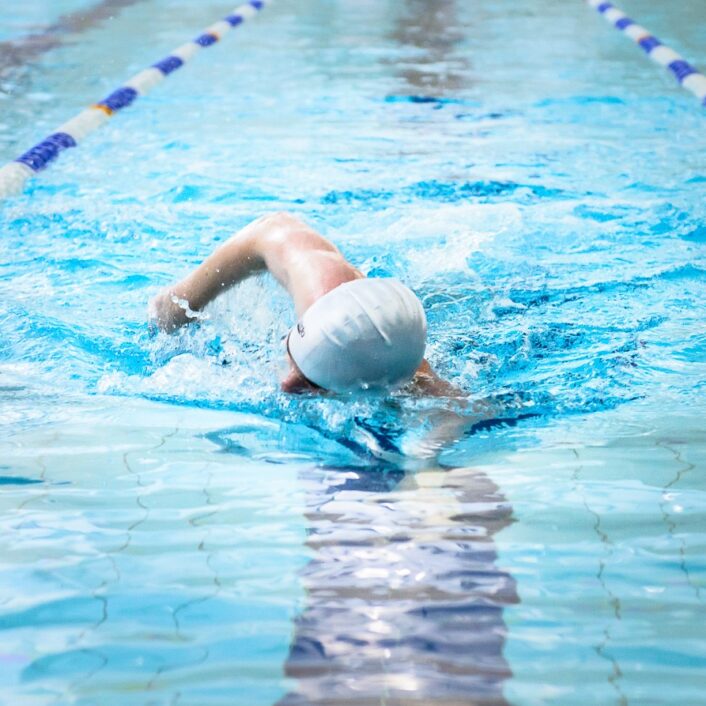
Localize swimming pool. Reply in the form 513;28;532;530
1;0;705;704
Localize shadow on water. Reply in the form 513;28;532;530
0;0;144;78
207;414;519;706
386;0;469;96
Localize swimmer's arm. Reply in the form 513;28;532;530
149;219;266;330
414;362;502;424
412;359;464;398
150;212;345;331
407;364;504;459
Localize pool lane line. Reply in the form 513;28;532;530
586;0;706;106
0;0;271;200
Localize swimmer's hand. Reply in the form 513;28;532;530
148;289;201;332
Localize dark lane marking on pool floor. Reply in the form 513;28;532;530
276;463;518;706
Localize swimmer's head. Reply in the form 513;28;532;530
285;278;427;393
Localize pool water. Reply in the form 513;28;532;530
1;1;705;704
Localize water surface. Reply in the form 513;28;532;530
1;1;705;704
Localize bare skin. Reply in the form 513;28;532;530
150;212;458;395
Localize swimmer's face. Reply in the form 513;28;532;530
281;350;322;394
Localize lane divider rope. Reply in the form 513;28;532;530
587;0;706;106
0;0;271;200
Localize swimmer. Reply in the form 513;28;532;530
150;211;458;396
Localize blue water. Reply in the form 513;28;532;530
1;1;705;704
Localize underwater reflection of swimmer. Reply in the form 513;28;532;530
151;211;459;397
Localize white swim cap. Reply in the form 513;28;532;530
287;278;427;393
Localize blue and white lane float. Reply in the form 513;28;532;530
0;0;271;200
587;0;706;106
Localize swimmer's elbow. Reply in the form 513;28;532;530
264;211;305;229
